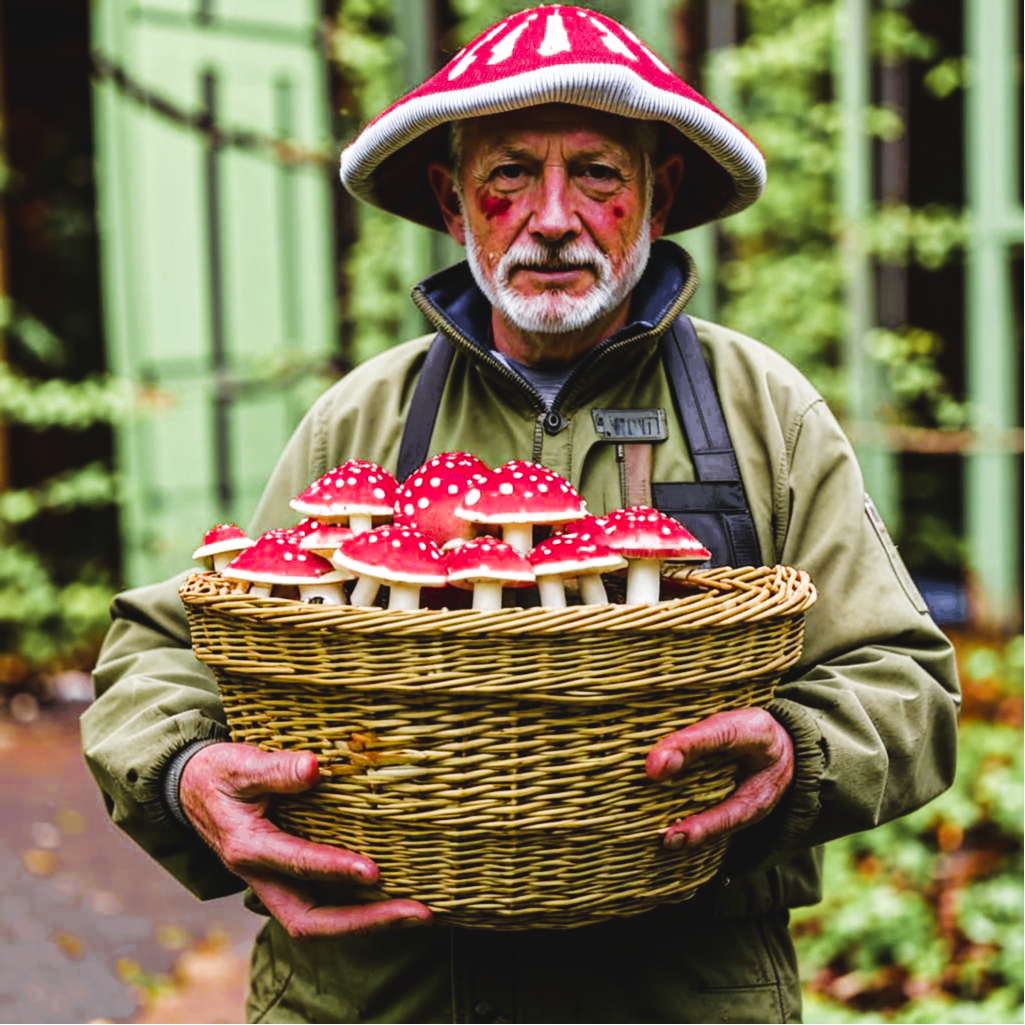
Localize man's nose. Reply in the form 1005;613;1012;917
528;169;580;244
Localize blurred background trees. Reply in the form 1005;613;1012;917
0;0;1021;1020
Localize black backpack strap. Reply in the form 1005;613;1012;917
655;316;763;567
396;334;455;482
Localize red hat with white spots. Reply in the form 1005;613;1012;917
340;5;765;234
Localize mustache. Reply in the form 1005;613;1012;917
500;240;609;275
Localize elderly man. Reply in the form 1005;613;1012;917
83;7;959;1023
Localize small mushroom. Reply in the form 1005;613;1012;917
455;460;587;554
446;537;535;611
222;531;349;604
602;506;711;605
529;532;627;607
290;459;398;534
192;523;254;572
333;524;448;610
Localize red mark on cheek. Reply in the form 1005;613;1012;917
612;206;625;219
479;195;512;220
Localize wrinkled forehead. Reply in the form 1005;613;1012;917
457;103;648;161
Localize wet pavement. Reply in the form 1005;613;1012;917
0;702;260;1024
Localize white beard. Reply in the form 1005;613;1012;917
464;216;652;336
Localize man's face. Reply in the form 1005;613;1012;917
445;106;658;336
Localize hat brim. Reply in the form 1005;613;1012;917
341;63;765;235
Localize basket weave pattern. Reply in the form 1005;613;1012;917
181;565;815;929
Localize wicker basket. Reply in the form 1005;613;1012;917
180;564;815;930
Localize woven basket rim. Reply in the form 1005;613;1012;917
180;564;815;635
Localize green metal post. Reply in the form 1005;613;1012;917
964;0;1023;628
836;0;898;527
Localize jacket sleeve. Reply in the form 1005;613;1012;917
744;397;960;861
80;398;331;900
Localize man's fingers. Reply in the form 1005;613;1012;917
217;746;322;798
247;873;433;941
219;821;379;885
662;743;794;848
646;708;785;781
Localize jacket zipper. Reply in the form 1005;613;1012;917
410;247;700;443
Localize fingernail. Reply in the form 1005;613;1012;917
400;916;429;928
666;832;686;851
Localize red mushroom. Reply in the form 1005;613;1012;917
446;536;535;610
192;523;255;573
529;532;627;607
222;531;349;604
602;506;711;605
333;524;448;610
290;459;398;534
393;452;489;546
455;460;587;554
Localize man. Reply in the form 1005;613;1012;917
83;7;959;1023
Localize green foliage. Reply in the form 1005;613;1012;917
794;721;1025;1022
712;0;965;429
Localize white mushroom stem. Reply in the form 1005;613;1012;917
501;523;533;555
536;575;567;609
348;514;374;535
578;573;609;606
472;580;506;611
625;559;663;605
247;582;273;598
298;582;347;605
212;552;236;572
350;574;383;607
387;582;422;611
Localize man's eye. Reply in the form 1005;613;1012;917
493;164;526;181
582;164;619;181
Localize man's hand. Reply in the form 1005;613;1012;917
180;742;432;939
645;708;793;849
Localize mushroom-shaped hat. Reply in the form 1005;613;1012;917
222;531;348;604
192;523;254;572
455;460;587;554
299;522;355;559
602;506;711;605
529;531;626;608
393;451;489;547
290;460;398;534
446;536;534;611
333;524;448;611
340;5;764;234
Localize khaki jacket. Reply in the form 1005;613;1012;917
82;242;959;1023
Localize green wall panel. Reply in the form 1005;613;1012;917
92;0;336;586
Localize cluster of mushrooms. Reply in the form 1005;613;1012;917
192;454;712;611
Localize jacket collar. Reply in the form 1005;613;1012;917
410;238;698;356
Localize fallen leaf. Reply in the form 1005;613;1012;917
22;848;59;875
115;957;142;983
55;807;87;835
52;930;85;959
156;924;191;951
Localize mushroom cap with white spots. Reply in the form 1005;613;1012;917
333;524;449;587
602;506;711;561
221;531;348;586
455;460;587;526
529;532;627;577
299;522;355;554
393;451;489;545
290;460;398;519
446;536;535;588
192;523;255;561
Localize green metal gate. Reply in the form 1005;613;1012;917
92;0;335;586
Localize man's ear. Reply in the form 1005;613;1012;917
428;163;466;245
648;153;685;241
